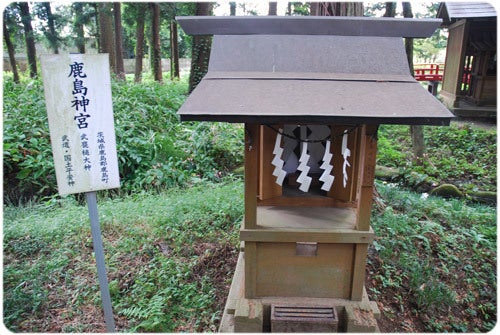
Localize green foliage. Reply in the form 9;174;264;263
3;3;25;54
3;74;244;203
121;2;195;60
288;2;310;15
3;180;243;332
32;2;68;53
5;177;495;332
414;29;447;63
369;182;496;331
376;134;407;167
3;73;57;202
377;124;496;192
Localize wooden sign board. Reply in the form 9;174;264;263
41;54;120;195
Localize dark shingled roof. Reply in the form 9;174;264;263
176;16;454;126
437;2;497;25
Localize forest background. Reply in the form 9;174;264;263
3;1;497;333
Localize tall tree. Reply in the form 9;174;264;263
229;2;236;15
402;2;425;165
113;2;125;79
133;3;147;82
3;9;20;83
72;3;86;53
310;2;363;16
18;2;37;78
170;20;180;80
189;2;213;92
151;2;162;82
98;2;115;70
268;2;278;15
402;3;414;75
36;2;60;54
383;2;397;17
71;3;98;54
92;3;100;49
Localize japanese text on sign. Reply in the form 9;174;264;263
69;62;90;129
41;54;120;195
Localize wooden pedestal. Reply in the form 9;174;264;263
219;250;380;333
232;123;379;332
241;206;373;300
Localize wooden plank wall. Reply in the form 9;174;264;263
244;123;260;229
259;125;283;201
355;124;378;231
328;125;361;203
441;19;469;105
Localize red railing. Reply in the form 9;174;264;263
414;63;444;81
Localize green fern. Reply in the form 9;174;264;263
120;295;171;332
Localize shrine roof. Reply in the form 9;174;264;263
437;2;496;25
177;16;442;38
176;16;454;126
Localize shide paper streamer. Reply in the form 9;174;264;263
271;130;287;186
319;140;334;191
342;130;351;188
297;142;312;192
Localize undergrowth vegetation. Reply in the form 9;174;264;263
3;71;497;332
3;73;244;204
3;179;496;332
368;182;496;332
377;124;496;192
3;181;243;332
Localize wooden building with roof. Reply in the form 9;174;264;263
437;2;497;116
176;16;453;332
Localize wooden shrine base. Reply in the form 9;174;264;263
219;251;381;333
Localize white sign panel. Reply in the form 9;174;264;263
41;54;120;195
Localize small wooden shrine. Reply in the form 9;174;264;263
177;16;454;332
437;2;497;114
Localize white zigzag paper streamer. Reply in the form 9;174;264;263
342;130;351;188
271;131;286;186
297;142;312;192
319;140;334;191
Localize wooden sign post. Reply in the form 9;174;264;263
41;54;119;332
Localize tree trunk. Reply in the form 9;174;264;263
383;2;397;17
310;2;318;15
113;2;125;79
92;3;100;51
229;2;236;15
98;2;115;70
189;2;213;93
19;2;37;78
170;21;180;80
43;2;59;54
268;2;278;15
151;3;162;82
310;2;363;16
410;125;425;165
134;5;146;83
402;2;425;165
3;17;20;83
73;3;86;53
403;2;414;76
